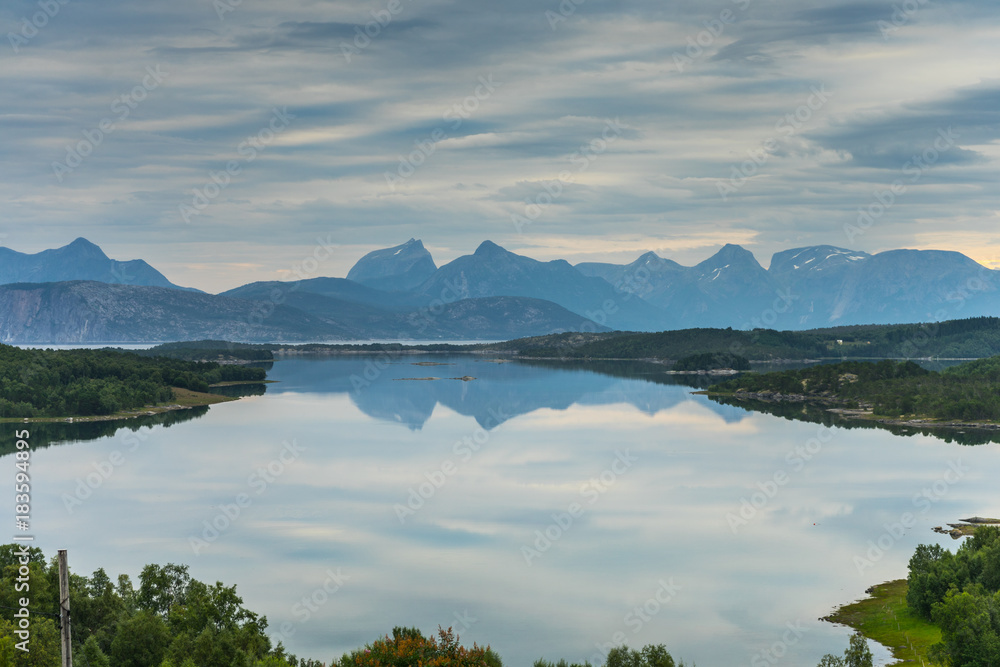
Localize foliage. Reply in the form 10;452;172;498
604;645;677;667
137;341;274;362
485;328;828;361
672;352;750;372
0;618;61;667
334;626;502;667
714;357;1000;422
905;527;1000;666
0;547;303;667
812;316;1000;359
534;644;684;667
824;579;940;666
0;345;265;418
814;631;873;667
481;316;1000;361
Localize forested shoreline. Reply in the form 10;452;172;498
710;356;1000;422
0;345;266;419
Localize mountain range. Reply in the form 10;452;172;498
0;238;196;291
0;237;997;343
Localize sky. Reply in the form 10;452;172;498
2;0;1000;293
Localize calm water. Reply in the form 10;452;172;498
17;356;1000;666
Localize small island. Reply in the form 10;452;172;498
667;351;750;374
705;356;1000;429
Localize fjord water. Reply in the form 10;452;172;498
22;356;1000;665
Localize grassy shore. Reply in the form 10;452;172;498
824;579;941;666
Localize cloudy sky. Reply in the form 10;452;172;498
2;0;999;292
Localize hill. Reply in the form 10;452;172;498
477;317;1000;361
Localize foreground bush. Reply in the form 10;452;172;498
334;627;501;667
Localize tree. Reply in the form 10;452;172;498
816;632;871;667
76;635;111;667
0;618;61;667
335;626;502;667
842;632;873;667
930;588;1000;667
110;610;171;667
138;563;191;616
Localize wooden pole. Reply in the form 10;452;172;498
58;550;72;667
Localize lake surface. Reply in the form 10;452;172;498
18;355;1000;666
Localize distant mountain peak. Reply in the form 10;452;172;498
63;237;109;258
474;240;508;256
697;244;761;271
346;239;437;291
769;245;870;275
0;238;194;291
637;251;662;263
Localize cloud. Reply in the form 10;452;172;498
809;80;1000;169
0;0;999;290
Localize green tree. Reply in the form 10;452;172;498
816;632;872;667
842;632;873;667
604;645;676;667
76;635;111;667
0;618;61;667
110;610;171;667
930;588;1000;667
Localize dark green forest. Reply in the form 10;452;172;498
906;526;1000;665
712;356;1000;421
671;352;750;372
0;546;317;667
0;346;265;419
481;328;829;360
138;317;1000;365
135;341;275;362
477;316;1000;362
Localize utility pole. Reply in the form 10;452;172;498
58;549;72;667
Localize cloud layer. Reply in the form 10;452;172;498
2;0;999;291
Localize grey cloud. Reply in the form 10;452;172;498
810;82;1000;169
